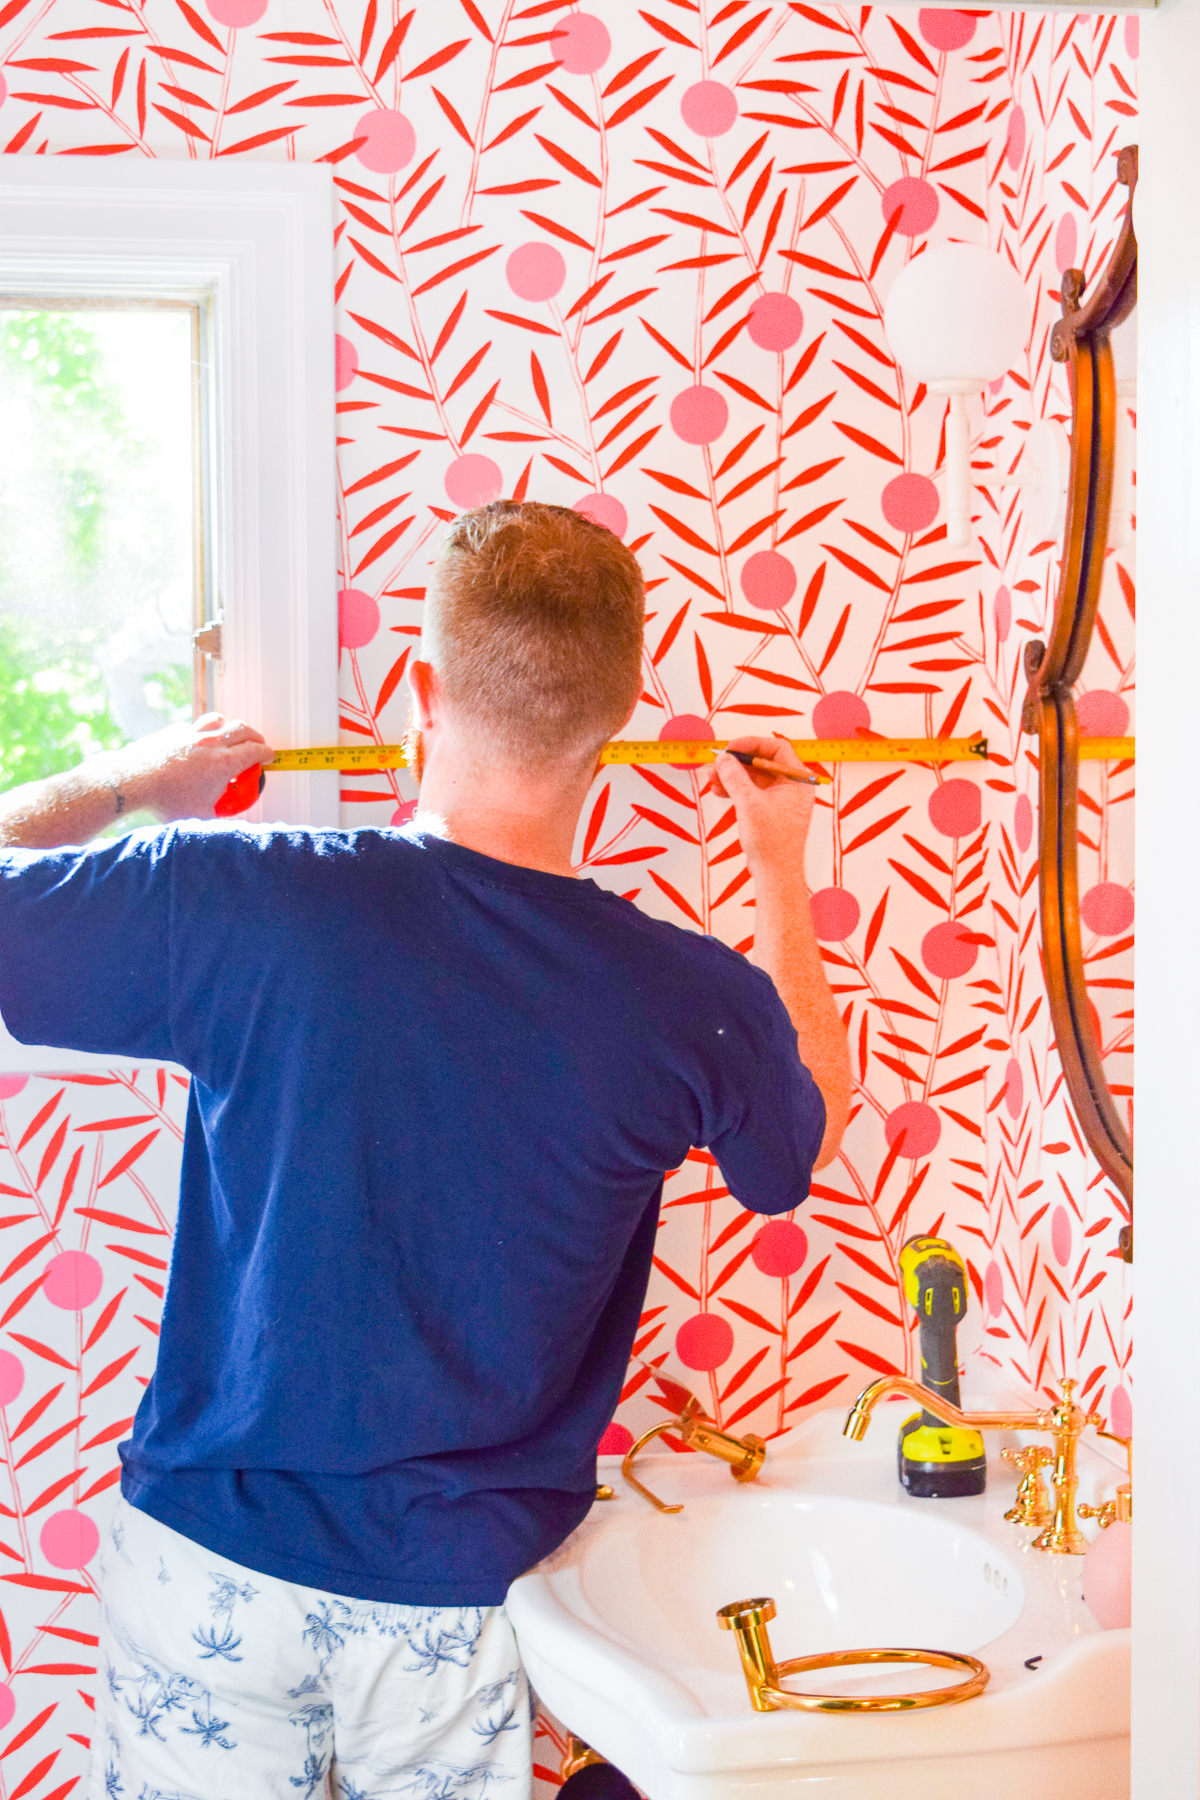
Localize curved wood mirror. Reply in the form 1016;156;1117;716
1023;146;1136;1260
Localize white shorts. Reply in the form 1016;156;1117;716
89;1497;533;1800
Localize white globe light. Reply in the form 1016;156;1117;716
883;244;1030;387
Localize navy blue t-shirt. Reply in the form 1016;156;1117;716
0;823;823;1602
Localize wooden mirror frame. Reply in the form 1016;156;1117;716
1022;145;1136;1259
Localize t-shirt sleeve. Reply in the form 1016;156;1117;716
706;973;826;1216
0;828;176;1060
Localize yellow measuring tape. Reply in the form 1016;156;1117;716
267;735;994;772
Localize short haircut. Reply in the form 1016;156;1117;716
425;500;645;770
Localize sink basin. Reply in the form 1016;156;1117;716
507;1404;1130;1799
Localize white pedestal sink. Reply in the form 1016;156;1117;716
507;1401;1130;1799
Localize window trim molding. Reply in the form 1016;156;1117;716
0;160;338;1073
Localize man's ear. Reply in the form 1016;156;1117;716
408;659;440;732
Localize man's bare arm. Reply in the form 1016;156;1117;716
709;737;852;1169
0;715;275;851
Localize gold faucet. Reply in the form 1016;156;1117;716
844;1375;1101;1554
622;1392;766;1513
1079;1431;1132;1528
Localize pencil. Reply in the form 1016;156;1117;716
727;750;827;785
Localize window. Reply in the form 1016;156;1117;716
0;161;338;1070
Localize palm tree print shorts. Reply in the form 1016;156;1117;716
88;1497;533;1800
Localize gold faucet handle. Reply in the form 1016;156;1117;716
1001;1444;1053;1527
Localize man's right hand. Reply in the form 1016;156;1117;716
706;735;817;875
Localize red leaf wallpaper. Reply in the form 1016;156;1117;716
0;1;1135;1790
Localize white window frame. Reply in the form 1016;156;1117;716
0;160;338;1071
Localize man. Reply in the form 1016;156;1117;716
0;502;850;1799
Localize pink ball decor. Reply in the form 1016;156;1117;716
1076;689;1130;738
810;887;860;942
597;1421;633;1456
1051;1204;1072;1268
918;8;976;50
40;1508;100;1570
574;492;627;538
207;0;267;22
1014;793;1033;854
334;335;359;392
1080;883;1134;938
881;473;938;534
552;11;611;73
338;588;379;652
747;292;803;351
1055;213;1078;275
0;1686;13;1731
812;690;870;739
880;177;939;237
1004;1057;1024;1122
676;1311;734;1371
505;241;566;303
680;80;738;138
670;385;728;446
1124;15;1139;57
390;801;417;828
444;454;503;510
928;779;980;840
740;551;796;611
885;1101;941;1159
751;1219;807;1278
0;1354;23;1409
354;108;415;175
0;1076;26;1100
1005;106;1026;171
1082;1519;1131;1630
1110;1385;1132;1440
993;585;1012;642
984;1259;1003;1319
660;714;712;770
921;920;978;980
43;1251;102;1312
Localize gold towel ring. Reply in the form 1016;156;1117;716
717;1598;990;1714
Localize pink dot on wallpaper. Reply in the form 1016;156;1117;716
1076;689;1130;737
810;887;860;941
1110;1384;1132;1439
207;0;267;22
1005;1057;1024;1122
984;1259;1003;1319
747;292;803;351
1123;16;1139;58
812;690;870;739
444;454;503;509
740;551;796;611
881;177;939;237
597;1421;633;1455
40;1508;100;1570
885;1100;941;1159
1051;1204;1072;1268
354;108;415;175
676;1311;734;1371
1005;106;1026;171
338;588;380;651
670;385;728;446
391;802;417;828
1055;213;1078;275
43;1251;102;1312
505;241;566;303
751;1219;807;1278
928;779;980;839
0;1686;13;1732
680;80;738;138
921;919;978;980
334;335;358;393
574;491;627;538
993;584;1011;643
661;714;711;769
0;72;7;108
881;473;938;534
918;8;976;50
1081;882;1134;937
552;11;611;74
1014;793;1033;853
0;1076;26;1100
0;1354;23;1408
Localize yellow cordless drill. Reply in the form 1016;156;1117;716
897;1236;986;1498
